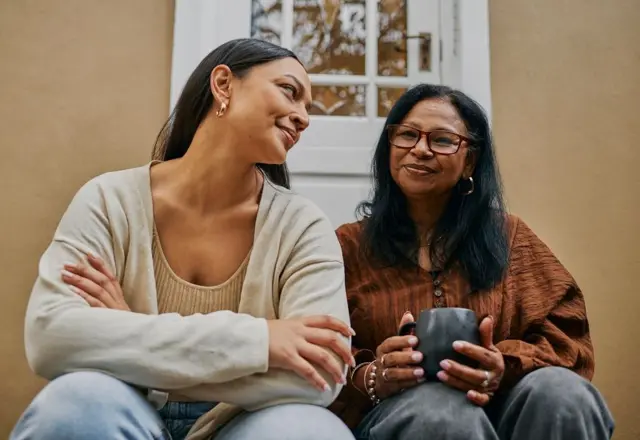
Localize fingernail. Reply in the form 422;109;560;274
408;336;418;346
468;390;477;399
437;371;447;381
61;269;75;279
323;384;331;392
340;375;346;385
350;357;356;368
413;368;424;377
411;352;423;362
402;310;412;316
440;360;450;369
349;328;356;336
453;341;464;350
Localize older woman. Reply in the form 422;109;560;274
330;84;614;440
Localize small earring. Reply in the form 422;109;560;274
460;176;474;196
216;102;227;118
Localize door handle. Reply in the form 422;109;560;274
395;32;432;72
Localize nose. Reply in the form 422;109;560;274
291;106;310;132
412;134;433;158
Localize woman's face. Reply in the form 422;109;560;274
389;98;474;200
211;57;312;165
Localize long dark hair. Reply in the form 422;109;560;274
152;38;300;188
358;84;509;291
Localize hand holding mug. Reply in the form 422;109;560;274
373;312;426;400
436;315;505;406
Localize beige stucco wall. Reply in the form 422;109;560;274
0;0;174;436
490;2;640;439
0;0;637;438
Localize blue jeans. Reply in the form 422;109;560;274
354;367;614;440
159;401;217;439
10;371;355;440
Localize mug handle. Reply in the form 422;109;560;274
398;321;416;336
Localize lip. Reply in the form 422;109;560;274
277;126;297;149
404;164;438;175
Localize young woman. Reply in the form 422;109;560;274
12;39;356;440
331;84;614;440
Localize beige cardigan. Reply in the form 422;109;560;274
24;163;350;439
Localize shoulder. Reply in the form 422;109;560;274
335;220;366;267
504;214;575;284
504;213;522;246
335;220;364;247
265;180;331;229
336;220;363;238
57;163;152;237
72;163;151;204
83;163;150;197
262;180;341;254
505;214;548;253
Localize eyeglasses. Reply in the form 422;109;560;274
387;124;471;155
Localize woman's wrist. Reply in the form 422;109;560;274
363;361;381;405
351;362;370;395
349;349;376;395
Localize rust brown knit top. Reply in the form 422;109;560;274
329;214;594;429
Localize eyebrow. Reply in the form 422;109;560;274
404;121;456;132
284;74;312;111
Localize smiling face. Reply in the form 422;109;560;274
389;98;475;200
210;57;312;164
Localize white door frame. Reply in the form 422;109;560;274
169;0;493;119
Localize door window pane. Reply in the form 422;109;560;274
251;0;283;45
377;86;407;117
293;0;366;75
310;85;366;116
378;0;407;76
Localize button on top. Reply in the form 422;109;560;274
432;276;444;307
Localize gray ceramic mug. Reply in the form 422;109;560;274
398;307;481;380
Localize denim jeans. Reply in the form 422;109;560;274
159;401;217;440
10;371;355;440
354;367;614;440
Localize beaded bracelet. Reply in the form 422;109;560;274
363;361;381;406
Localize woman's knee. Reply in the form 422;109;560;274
520;368;613;415
500;367;615;438
518;367;611;411
217;404;354;440
366;383;495;440
10;371;165;440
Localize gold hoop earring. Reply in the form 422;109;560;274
216;102;227;118
460;177;474;196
